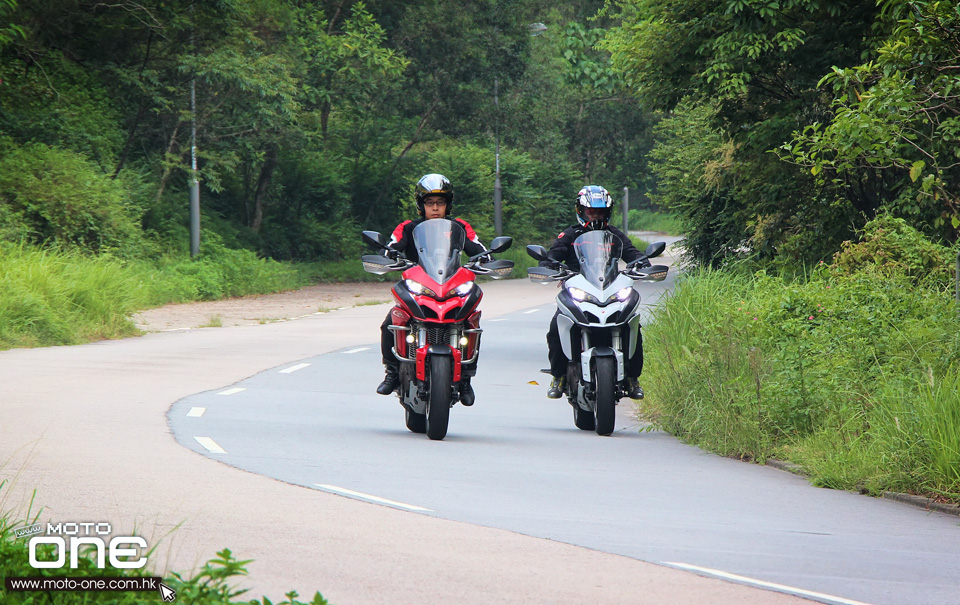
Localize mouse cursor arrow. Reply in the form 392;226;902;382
158;582;176;602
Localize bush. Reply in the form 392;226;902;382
832;214;954;287
641;258;960;501
0;243;148;349
0;140;145;256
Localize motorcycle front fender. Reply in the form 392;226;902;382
416;345;462;383
580;346;624;383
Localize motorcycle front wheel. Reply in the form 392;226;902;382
593;357;616;436
426;355;452;440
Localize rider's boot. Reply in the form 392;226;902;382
376;365;400;395
459;377;475;407
625;377;644;399
546;375;565;399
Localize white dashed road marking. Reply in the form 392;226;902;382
279;363;310;374
186;407;205;417
217;387;245;396
662;562;872;605
344;347;370;354
194;437;226;454
314;484;432;512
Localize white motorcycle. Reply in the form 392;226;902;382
527;231;668;435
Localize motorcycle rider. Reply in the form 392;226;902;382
375;173;489;406
539;185;648;400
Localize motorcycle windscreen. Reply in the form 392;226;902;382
412;219;466;285
572;230;622;289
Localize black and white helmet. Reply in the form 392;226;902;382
576;185;612;230
415;173;454;216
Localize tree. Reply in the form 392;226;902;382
781;0;960;241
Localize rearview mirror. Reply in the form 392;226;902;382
526;245;548;261
362;231;387;249
643;241;666;259
489;236;513;254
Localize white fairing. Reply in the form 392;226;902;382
557;271;643;384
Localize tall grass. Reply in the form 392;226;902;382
0;242;306;350
640;264;960;502
0;245;148;348
626;209;683;234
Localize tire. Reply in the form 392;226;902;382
593;357;616;436
573;405;595;431
405;407;426;433
425;355;452;440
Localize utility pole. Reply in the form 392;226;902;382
189;2;200;257
622;186;629;233
493;76;502;237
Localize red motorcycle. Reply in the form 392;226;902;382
362;219;513;440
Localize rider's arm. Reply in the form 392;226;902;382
384;220;414;259
456;218;489;259
541;226;576;268
609;226;648;267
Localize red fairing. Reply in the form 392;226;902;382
402;265;482;322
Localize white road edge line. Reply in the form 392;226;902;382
194;437;226;454
344;347;370;354
314;484;432;512
279;363;310;374
662;562;873;605
186;407;205;417
217;387;245;396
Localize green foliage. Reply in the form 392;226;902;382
626;208;683;234
781;0;960;236
144;234;305;304
646;102;749;266
0;141;145;256
642;226;960;500
604;0;890;268
0;241;305;350
831;214;954;287
0;244;148;349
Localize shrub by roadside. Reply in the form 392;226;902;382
0;241;306;350
639;216;960;503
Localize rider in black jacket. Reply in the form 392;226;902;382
539;185;648;400
375;173;488;406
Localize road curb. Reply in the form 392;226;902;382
764;459;960;517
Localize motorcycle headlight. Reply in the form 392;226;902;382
567;287;601;304
405;279;437;298
454;281;475;296
611;287;634;302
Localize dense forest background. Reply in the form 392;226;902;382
1;0;958;268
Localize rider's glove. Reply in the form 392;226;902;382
382;248;399;260
478;254;493;264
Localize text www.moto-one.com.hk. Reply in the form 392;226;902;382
5;576;163;592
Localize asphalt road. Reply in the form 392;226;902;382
169;276;960;605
